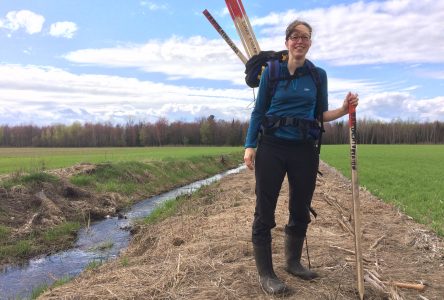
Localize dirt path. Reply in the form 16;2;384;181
40;162;444;299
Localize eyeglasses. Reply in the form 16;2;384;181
288;34;310;42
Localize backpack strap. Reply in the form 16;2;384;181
264;59;294;111
264;59;281;112
305;59;325;154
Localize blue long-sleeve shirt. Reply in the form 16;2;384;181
244;60;328;148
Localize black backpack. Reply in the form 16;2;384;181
244;50;325;153
245;50;288;88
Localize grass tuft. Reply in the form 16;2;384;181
85;259;103;271
1;171;59;189
30;275;73;299
0;240;32;260
43;222;81;243
0;225;11;240
143;197;183;224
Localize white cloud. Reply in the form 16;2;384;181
64;36;246;85
49;22;78;39
0;64;253;126
1;63;441;126
63;0;444;86
2;1;443;125
359;92;444;122
140;1;168;11
1;10;45;34
61;34;391;103
251;0;444;65
403;85;421;92
23;47;32;55
419;70;444;80
218;7;229;17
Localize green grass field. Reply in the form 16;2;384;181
1;145;442;236
321;145;444;236
0;147;243;175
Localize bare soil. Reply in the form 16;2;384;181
37;162;444;299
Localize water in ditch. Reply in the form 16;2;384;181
0;165;246;299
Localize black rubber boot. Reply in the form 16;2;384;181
284;234;318;280
253;243;289;295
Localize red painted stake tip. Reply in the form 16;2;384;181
237;0;247;15
226;0;243;18
225;1;236;19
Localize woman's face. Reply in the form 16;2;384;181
285;24;312;59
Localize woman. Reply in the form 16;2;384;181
244;20;359;294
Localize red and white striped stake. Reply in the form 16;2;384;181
225;0;251;57
225;0;260;58
236;0;260;53
349;103;365;300
202;9;248;64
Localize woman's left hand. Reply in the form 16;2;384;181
342;92;359;112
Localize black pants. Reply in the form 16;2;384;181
252;135;319;245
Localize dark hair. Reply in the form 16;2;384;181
285;20;312;40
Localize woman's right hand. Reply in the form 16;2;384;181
244;148;256;170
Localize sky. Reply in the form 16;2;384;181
1;0;443;126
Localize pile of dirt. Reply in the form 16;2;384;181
40;162;444;299
0;163;131;266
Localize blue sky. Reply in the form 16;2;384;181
1;0;443;126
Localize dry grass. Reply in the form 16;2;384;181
40;162;444;300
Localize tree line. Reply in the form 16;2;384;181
0;117;442;147
323;119;444;144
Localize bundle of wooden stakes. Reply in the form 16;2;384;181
203;0;260;64
224;0;260;58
